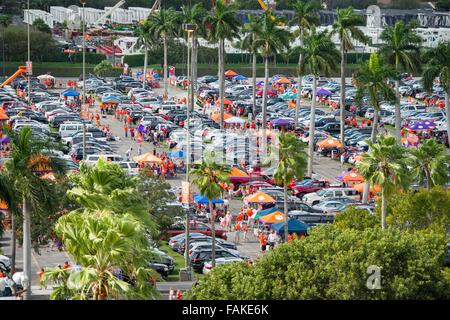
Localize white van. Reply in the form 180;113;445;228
119;161;140;175
157;104;186;115
59;122;85;138
84;154;124;166
302;188;360;206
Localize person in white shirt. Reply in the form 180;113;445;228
267;230;278;250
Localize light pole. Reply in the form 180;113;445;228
81;0;86;161
182;23;196;280
27;0;31;106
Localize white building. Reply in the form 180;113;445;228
23;9;54;29
83;7;105;25
104;7;132;24
50;6;74;24
128;7;152;23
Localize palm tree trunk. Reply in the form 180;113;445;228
394;77;401;144
262;54;269;130
283;181;288;242
193;36;198;96
142;43;148;89
424;167;432;190
219;38;225;129
381;186;387;230
340;45;346;146
209;200;216;268
10;213;16;274
295;28;304;129
307;74;317;177
252;52;257;120
163;36;168;99
445;90;450;148
363;109;380;203
22;196;32;299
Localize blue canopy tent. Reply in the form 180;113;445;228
168;150;186;158
254;206;278;219
62;90;80;97
194;194;224;204
271;218;309;235
233;75;247;81
102;96;121;103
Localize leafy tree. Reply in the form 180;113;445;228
300;27;340;176
290;0;320;128
94;60;113;77
331;7;368;146
191;160;230;267
334;206;379;231
273;133;307;240
437;0;450;11
387;187;450;231
32;18;51;34
380;21;421;144
254;12;291;130
189;224;450;299
357;135;410;230
422;42;450;147
205;0;241;128
408;138;450;189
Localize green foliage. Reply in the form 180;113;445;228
274;133;307;186
422;42;450;92
191;161;231;202
437;0;450;11
32;18;51;34
71;53;106;65
205;0;241;44
189;225;450;299
93;60;113;77
334;206;379;231
332;7;368;52
254;12;291;59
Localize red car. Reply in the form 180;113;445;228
290;179;331;199
163;221;227;241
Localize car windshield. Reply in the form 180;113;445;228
316;189;327;196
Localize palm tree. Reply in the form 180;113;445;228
190;161;230;267
43;211;158;300
205;0;241;128
300;27;340;177
241;14;263;119
254;12;291;130
331;7;368;146
148;8;180;99
380;21;421;144
408;138;450;189
110;35;119;67
3;127;63;299
357;135;409;230
422;42;450;147
273;133;307;241
135;20;153;89
290;0;319;128
181;3;207;94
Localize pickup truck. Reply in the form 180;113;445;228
290;179;331;199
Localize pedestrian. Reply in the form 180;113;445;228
63;261;71;270
225;212;233;232
259;231;267;253
242;222;249;241
130;127;135;141
126;147;133;161
169;287;175;300
138;144;142;156
268;230;277;250
123;124;128;138
37;268;46;290
176;289;182;300
234;222;241;244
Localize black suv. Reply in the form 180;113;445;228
190;248;240;271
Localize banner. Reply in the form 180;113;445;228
26;61;32;75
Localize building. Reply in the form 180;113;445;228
23;9;54;28
50;6;74;24
128;7;152;23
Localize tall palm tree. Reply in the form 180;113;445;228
181;3;207;94
3;127;63;299
135;20;153;89
254;12;291;131
300;27;340;177
290;0;319;128
357;135;409;230
148;8;180;99
422;42;450;147
273;133;307;241
190;161;230;267
380;21;421;144
331;7;368;146
205;0;241;128
241;14;263;119
408;138;450;189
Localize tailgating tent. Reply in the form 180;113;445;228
168;150;186;158
275;77;291;84
0;112;9;121
316;137;344;149
256;81;265;86
225;70;238;76
342;171;364;183
407;120;437;131
280;91;297;100
225;116;245;124
229;167;250;183
211;111;232;122
233;75;247;81
37;74;55;80
256;89;277;96
245;191;276;204
271;218;309;234
194;194;224;204
352;182;381;193
272;118;293;126
316;88;332;97
259;211;286;224
253;206;278;219
62;90;80;97
133;153;162;164
215;98;232;105
102;96;121;103
0;200;8;210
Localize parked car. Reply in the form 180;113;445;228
302;188;360;206
290;179;331;199
190;248;241;271
165;221;227;240
202;257;244;274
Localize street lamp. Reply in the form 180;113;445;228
81;0;87;161
27;0;31;106
182;23;196;281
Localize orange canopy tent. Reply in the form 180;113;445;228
275;77;291;84
225;70;238;76
40;172;56;181
342;171;364;183
229;167;249;178
245;191;276;204
317;137;343;149
259;211;286;223
215;98;232;105
352;182;381;193
0;201;8;210
211;111;232;122
0;111;9;121
133;153;162;164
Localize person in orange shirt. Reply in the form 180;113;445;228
234;222;241;244
37;268;46;289
236;211;244;222
242;223;249;241
259;231;267;253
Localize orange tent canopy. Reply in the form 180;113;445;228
225;70;238;76
276;77;291;84
352;182;381;193
342;171;365;183
229;167;249;178
317;137;343;149
210;111;232;122
0;200;8;210
245;191;276;203
133;153;162;164
259;211;286;223
0;113;9;120
215;98;232;105
40;172;56;181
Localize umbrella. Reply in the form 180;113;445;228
407;120;437;131
256;81;265;86
275;77;291;84
259;211;286;224
225;116;245;124
271;218;309;234
245;191;276;204
133;153;162;164
168;150;186;158
225;70;238;76
316;137;343;149
272;118;293;126
215;98;232;105
253;206;278;219
280;91;297;100
342;171;364;183
136;124;149;134
37;74;55;80
271;75;284;81
233;75;247;81
229;167;250;183
62;90;80;97
316;88;332;97
352;182;381;193
194;194;224;204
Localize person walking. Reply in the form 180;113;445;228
37;268;46;290
259;231;267;253
123;124;128;138
268;230;277;250
234;222;241;244
242;222;249;241
225;212;233;232
126;147;133;161
130;127;135;141
169;287;175;300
